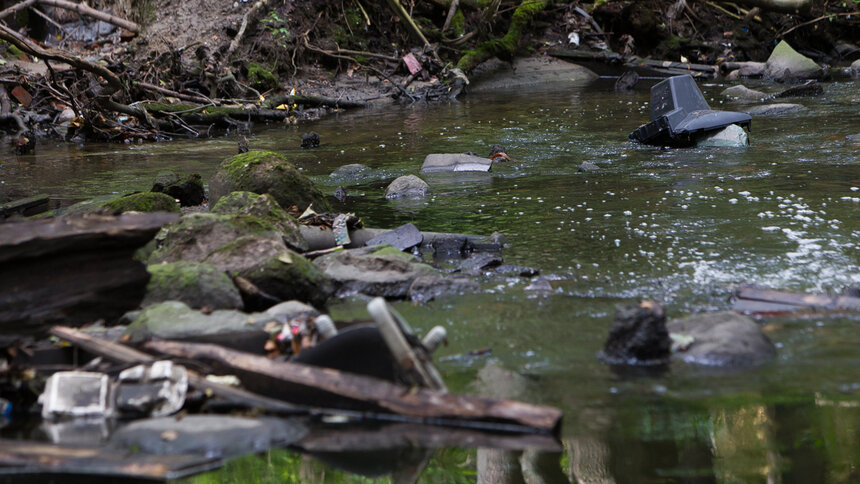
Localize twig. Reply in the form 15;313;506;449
779;12;858;37
223;0;272;67
383;0;442;64
137;81;212;104
363;64;416;103
36;0;139;32
442;0;460;32
28;4;67;33
705;1;743;19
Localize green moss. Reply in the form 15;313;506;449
142;103;199;113
247;62;280;90
102;192;180;213
456;0;546;72
451;10;465;36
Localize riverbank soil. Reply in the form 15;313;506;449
0;0;856;151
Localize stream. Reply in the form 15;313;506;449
2;77;859;482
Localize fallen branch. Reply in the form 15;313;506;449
36;0;139;32
779;12;859;37
383;0;442;64
0;0;36;20
136;81;213;104
222;0;272;68
145;339;563;433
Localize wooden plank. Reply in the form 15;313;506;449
0;194;49;219
734;287;860;312
144;340;563;434
0;439;221;479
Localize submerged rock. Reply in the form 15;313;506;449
208;150;329;211
409;275;480;303
578;161;599;173
330;163;372;179
313;244;440;298
721;85;767;102
143;261;243;310
151;171;205;207
667;311;776;367
696;124;749;148
111;416;306;458
384;175;429;199
301;132;320;149
773;80;823;98
764;41;825;82
745;103;806;116
210;191;308;252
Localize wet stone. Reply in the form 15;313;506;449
301;132;320;149
493;264;540;278
384;175;429;200
408;275;480;303
745;103;806;116
458;252;503;275
721;85;767;102
364;223;423;251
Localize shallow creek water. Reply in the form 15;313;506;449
2;78;859;482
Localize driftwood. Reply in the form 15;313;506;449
36;0;140;33
0;194;49;219
0;439;219;480
732;287;860;314
145;340;563;434
0;213;177;331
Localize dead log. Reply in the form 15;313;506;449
37;0;140;33
0;213;177;332
144;340;563;434
732;287;860;314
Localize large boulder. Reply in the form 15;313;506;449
123;301;277;350
142;261;243;310
148;213;281;264
667;311;776;367
384;175;429;199
313;244;440;298
203;235;332;309
210;191;308;252
208;150;330;211
148;213;332;308
151;171;205;207
764;41;824;82
721;85;767;103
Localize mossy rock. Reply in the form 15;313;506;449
124;301;277;347
103;192;180;214
765;41;824;81
148;212;282;264
313;244;440;298
210;191;308;252
143;261;243;310
208;150;330;212
204;235;333;309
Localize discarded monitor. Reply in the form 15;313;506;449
629;75;751;146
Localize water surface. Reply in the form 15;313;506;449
2;78;858;483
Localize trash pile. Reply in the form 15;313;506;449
0;297;561;480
